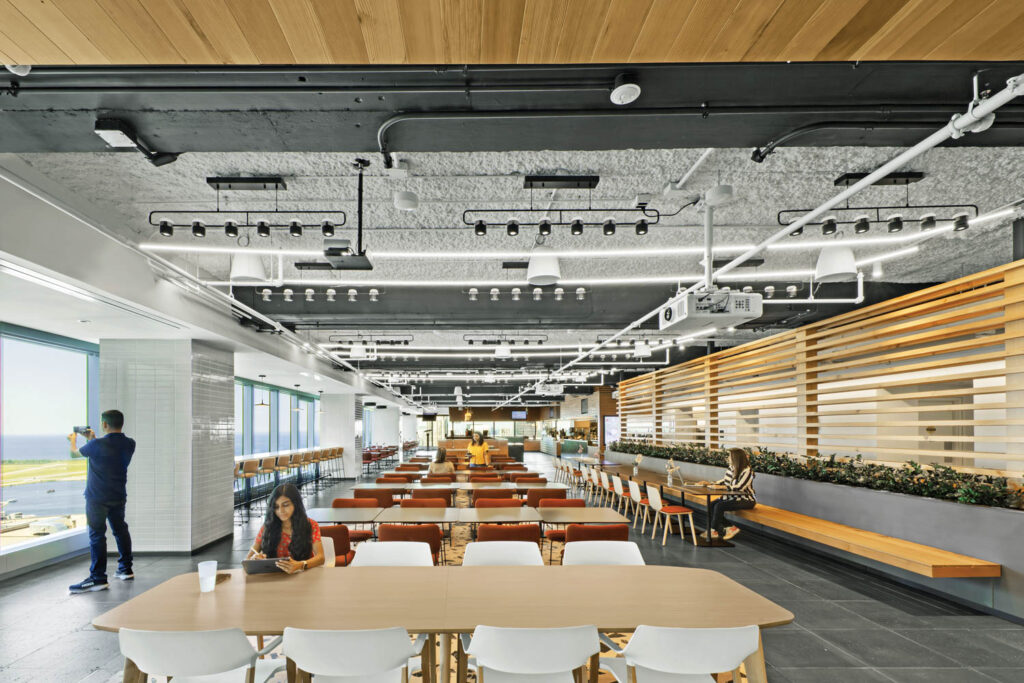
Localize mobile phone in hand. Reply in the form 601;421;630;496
73;426;93;435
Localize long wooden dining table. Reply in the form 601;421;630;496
94;565;792;683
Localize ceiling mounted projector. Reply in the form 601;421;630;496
660;291;763;332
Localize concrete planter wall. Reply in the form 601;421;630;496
606;449;1024;621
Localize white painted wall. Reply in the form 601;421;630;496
372;408;401;448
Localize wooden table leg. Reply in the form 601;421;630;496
589;652;600;683
457;633;468;683
441;633;452;682
741;631;769;683
286;657;297;683
122;657;142;683
421;633;434;683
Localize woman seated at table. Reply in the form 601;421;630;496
467;432;490;467
696;447;756;541
246;483;324;573
428;447;456;475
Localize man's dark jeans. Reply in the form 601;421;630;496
709;498;756;534
86;499;132;582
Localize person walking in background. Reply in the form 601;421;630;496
467;431;490;467
67;409;136;593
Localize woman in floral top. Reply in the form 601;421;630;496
246;483;324;574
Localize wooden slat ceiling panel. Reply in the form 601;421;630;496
3;0;1021;64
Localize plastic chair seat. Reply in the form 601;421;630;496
349;530;374;542
660;505;693;514
171;658;286;683
304;671;408;683
600;658;711;683
477;670;576;682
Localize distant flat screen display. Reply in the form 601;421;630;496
510;410;528;420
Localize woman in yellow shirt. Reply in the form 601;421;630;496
467;432;490;467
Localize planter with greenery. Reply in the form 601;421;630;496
610;440;1022;510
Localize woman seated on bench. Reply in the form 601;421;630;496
696;447;756;541
246;483;324;573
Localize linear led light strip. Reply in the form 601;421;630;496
138;224;954;260
498;72;1024;408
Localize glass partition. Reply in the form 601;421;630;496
253;385;271;453
277;392;291;451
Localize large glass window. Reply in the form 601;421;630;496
1;333;95;551
297;399;308;448
253;385;271;453
313;399;321;446
233;382;244;456
277;391;291;451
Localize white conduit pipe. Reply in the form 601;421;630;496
674;148;714;190
499;72;1024;407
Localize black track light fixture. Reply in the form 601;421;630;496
953;213;969;231
506;219;520;237
158;220;174;237
821;217;838;236
603;218;616;236
191;220;206;238
788;225;803;237
635;218;649;235
224;220;239;238
919;214;936;231
886;214;903;233
538;218;552;236
321;220;335;237
474;219;487;236
289;220;303;237
854;216;871;234
256;220;271;238
570;218;584;235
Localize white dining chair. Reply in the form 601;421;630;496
321;535;336;568
467;625;600;682
463;541;544;566
611;475;627;513
599;471;613;507
562;541;646;566
348;541;434;567
600;624;760;682
628;480;650;532
646;484;697;546
119;628;285;682
283;626;426;682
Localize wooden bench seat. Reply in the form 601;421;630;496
732;505;1001;579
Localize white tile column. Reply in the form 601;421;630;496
320;393;356;477
99;339;234;552
372;406;401;449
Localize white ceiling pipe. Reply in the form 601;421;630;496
673;148;714;190
761;272;865;305
498;73;1024;408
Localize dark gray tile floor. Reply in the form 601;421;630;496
1;452;1021;683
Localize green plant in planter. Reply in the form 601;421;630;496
610;440;1023;509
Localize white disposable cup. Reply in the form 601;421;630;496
198;560;218;592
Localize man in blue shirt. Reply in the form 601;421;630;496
67;409;136;594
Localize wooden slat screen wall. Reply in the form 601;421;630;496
619;262;1024;476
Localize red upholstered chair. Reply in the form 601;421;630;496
411;488;454;506
472;489;516;505
378;523;443;565
330;498;378;543
526;488;567;507
475;498;527;509
565;524;630;543
539;498;587;561
400;498;446;508
319;524;356;566
469;475;501;483
477;523;541;544
422;474;456;483
396;464;425;471
504;472;535;481
517;477;547;484
376;476;411;485
353;489;396;508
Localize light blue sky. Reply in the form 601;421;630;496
1;338;87;435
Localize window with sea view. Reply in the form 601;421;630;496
1;331;97;551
